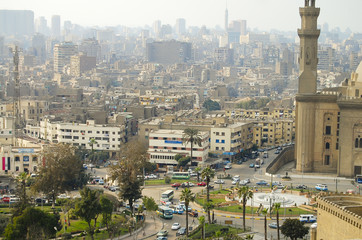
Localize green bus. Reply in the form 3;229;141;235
156;205;173;219
172;172;190;180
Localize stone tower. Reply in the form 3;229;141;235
295;0;321;172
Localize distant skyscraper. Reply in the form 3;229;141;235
224;5;228;31
175;18;186;35
0;10;34;36
53;42;77;73
51;15;61;39
153;20;161;37
35;16;48;35
79;38;101;62
240;20;247;35
32;33;47;64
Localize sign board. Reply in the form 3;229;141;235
18;149;34;153
165;140;183;144
225;220;233;225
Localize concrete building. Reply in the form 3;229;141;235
175;18;186;35
148;129;209;166
210;123;253;161
53;42;78;73
316;193;362;240
34;119;126;155
214;47;234;65
146;41;192;64
70;54;96;76
0;10;34;36
51;15;61;39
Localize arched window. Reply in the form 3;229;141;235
356;138;359;148
325;142;330;149
360;138;362;148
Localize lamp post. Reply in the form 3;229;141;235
335;178;339;193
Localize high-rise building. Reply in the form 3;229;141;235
153;20;161;37
240;20;247;35
175;18;186;35
35;16;48;35
51;15;61;39
146;41;191;64
70;54;96;76
53;42;77;73
79;38;101;62
224;7;228;31
0;10;34;36
32;33;47;64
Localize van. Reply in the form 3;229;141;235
299;214;317;223
9;197;20;203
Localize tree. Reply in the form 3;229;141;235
13;172;30;217
203;202;214;224
261;208;268;240
274;203;281;240
89;138;97;153
100;195;113;234
201;167;215;223
194;166;201;182
178;156;191;168
109;141;146;215
237;186;253;231
203;99;221;111
4;207;60;240
180;188;195;237
75;187;102;240
32;143;85;209
281;219;309;240
182;128;203;166
198;215;206;240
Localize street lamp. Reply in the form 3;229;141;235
335;178;339;193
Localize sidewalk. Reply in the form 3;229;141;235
115;214;163;240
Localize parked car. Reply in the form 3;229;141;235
176;227;186;236
156;237;167;240
171;223;181;230
156;230;168;237
249;163;255;168
98;179;104;185
255;164;260;168
214;179;225;184
197;182;206;186
231;180;238;185
181;182;194;188
189;210;198;217
274;150;280;154
256;180;268;186
171;183;181;188
232;175;240;181
243;178;251;183
224;164;232;170
296;185;307;189
315;184;328;191
268;222;281;229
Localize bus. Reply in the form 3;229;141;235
156;205;173;219
356;175;362;184
161;190;174;202
172;172;190;180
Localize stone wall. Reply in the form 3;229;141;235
266;146;295;174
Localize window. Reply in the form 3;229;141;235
216;139;220;143
336;143;339;150
356;138;359;148
221;132;225;136
324;155;330;165
325;126;331;135
325;142;330;149
216;147;219;150
221;140;225;143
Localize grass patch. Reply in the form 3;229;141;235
216;205;314;216
209;189;231;195
189;223;244;239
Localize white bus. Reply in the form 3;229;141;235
161;190;174;202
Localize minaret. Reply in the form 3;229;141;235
297;0;320;94
295;0;320;173
224;1;228;32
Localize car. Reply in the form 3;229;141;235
57;194;70;199
239;180;249;186
231;180;239;185
35;198;47;204
181;182;195;188
156;237;167;240
156;230;168;237
176;227;186;236
256;180;268;186
214;179;225;184
243;178;251;183
175;206;184;214
275;184;285;189
268;222;281;229
171;223;181;230
296;184;307;189
232;175;240;181
272;181;282;186
315;184;328;191
206;185;215;189
189;210;198;217
98;179;104;185
274;150;280;154
249;163;255;168
255;164;260;168
171;183;181;188
197;182;206;186
224;164;232;170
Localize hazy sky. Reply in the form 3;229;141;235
2;0;362;32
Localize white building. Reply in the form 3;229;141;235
148;129;209;166
26;119;126;155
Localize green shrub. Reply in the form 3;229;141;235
164;176;171;184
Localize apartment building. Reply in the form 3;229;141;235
210;123;253;160
253;119;293;147
148;129;209;166
27;119;126;155
225;108;295;119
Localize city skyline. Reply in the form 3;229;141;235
1;0;362;32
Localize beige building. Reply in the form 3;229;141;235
53;42;77;73
295;1;362;177
70;54;96;77
316;193;362;240
252;120;294;147
210;123;253;159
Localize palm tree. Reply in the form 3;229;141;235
89;138;97;152
198;215;206;239
201;167;215;223
261;208;268;240
237;186;253;231
194;166;201;182
274;203;281;240
182;128;202;166
180;188;195;237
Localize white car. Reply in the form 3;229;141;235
171;223;181;230
214;179;225;184
231;180;238;185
